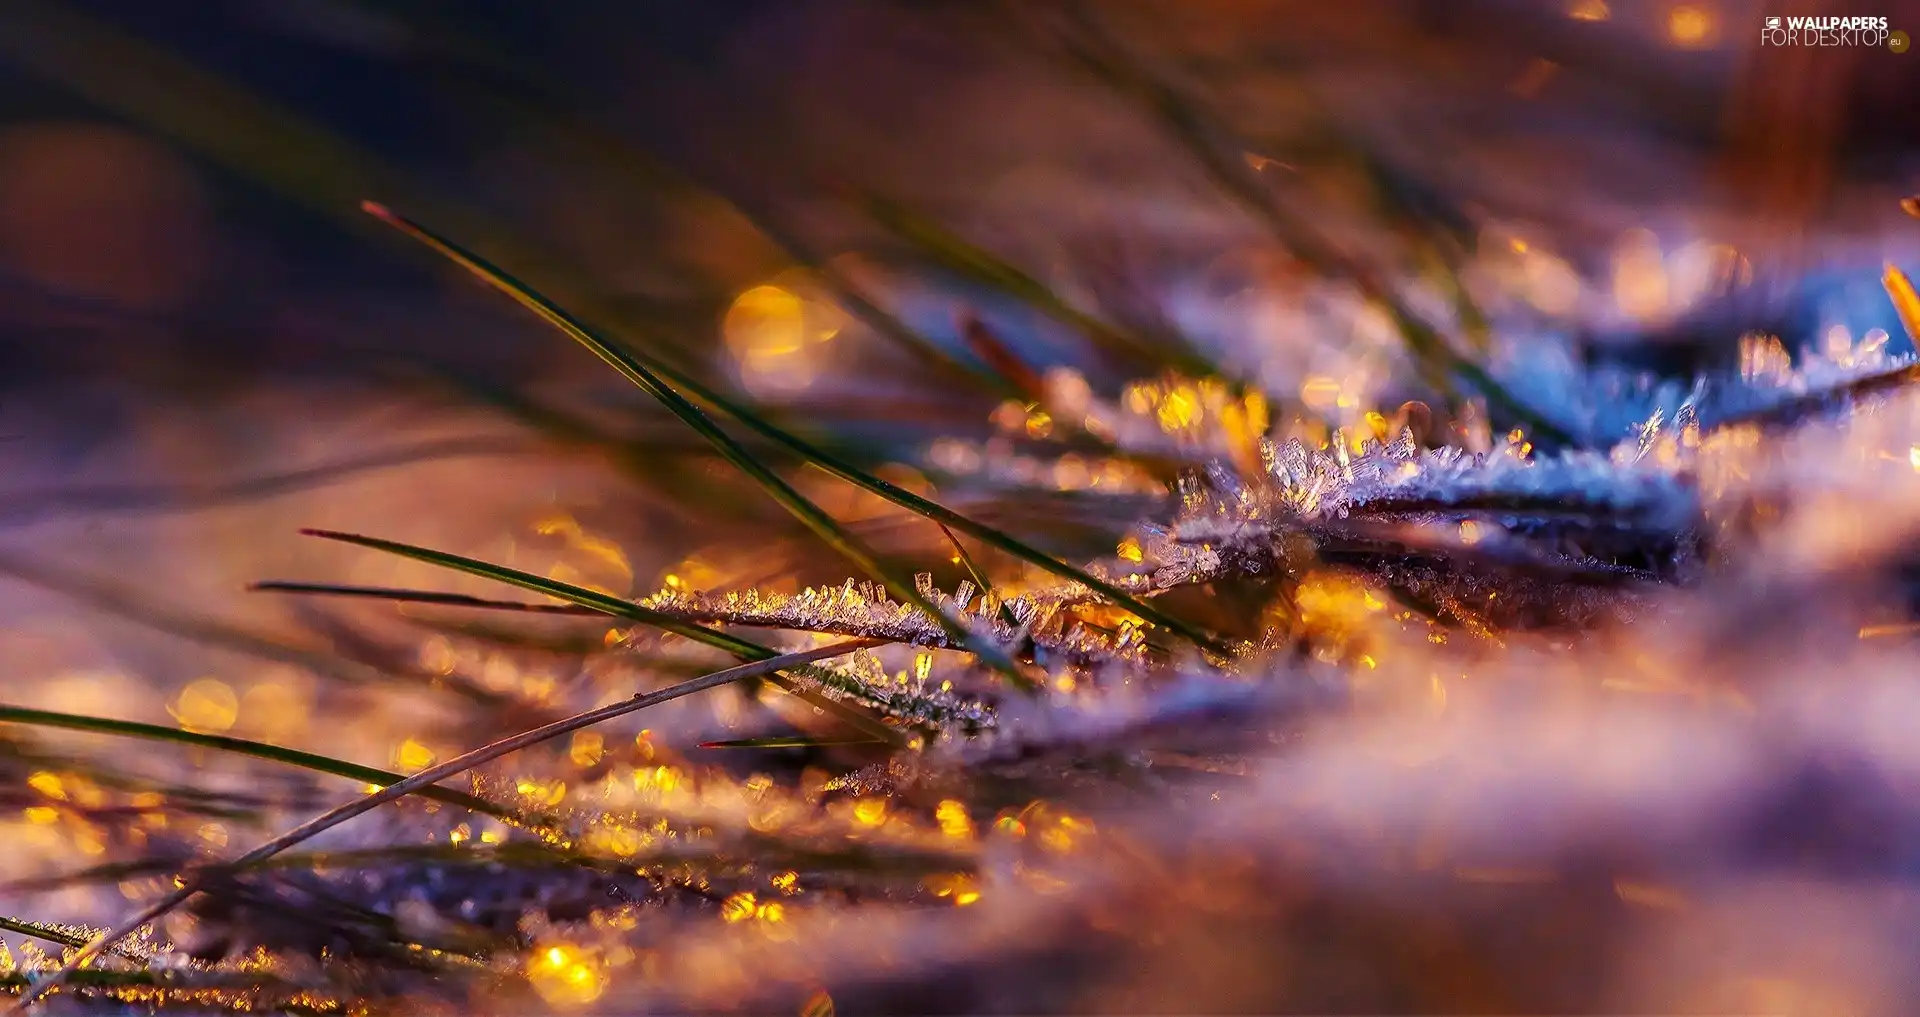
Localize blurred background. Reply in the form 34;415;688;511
0;0;1917;1012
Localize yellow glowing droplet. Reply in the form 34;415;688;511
852;798;889;827
23;806;58;825
527;945;606;1008
569;732;604;767
1666;4;1713;47
1909;446;1920;471
1359;654;1378;669
393;739;436;772
720;891;759;923
954;890;981;906
1117;536;1144;563
1156;388;1199;431
1567;0;1608;20
168;679;238;733
1024;410;1053;439
1459;521;1484;544
770;870;799;893
757;901;786;923
935;799;975;840
26;771;65;800
913;652;933;685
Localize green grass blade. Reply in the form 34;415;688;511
360;205;1036;690
252;581;598;616
0;705;511;818
297;530;907;745
360;204;1225;657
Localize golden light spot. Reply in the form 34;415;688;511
1909;446;1920;472
239;682;308;741
168;679;238;733
393;739;436;772
1053;673;1078;693
23;806;58;825
720;891;759;923
1156;387;1199;432
1885;264;1920;343
771;870;799;893
935;799;975;840
1567;0;1609;19
1299;376;1341;411
801;988;836;1017
199;822;228;848
852;798;889;827
1117;536;1144;563
516;778;568;806
1052;454;1092;490
418;636;456;676
995;815;1027;838
636;765;682;794
1611;228;1668;319
1123;382;1159;415
1459;521;1484;544
449;824;470;847
757;901;786;923
570;732;604;767
914;652;933;686
1521;251;1581;314
526;944;606;1008
724;283;839;395
1024;410;1053;439
1666;5;1714;47
26;771;65;800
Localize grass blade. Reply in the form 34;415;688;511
0;706;510;819
297;529;906;745
1044;7;1573;446
7;639;879;1011
252;581;598;616
360;203;1226;657
361;203;1037;689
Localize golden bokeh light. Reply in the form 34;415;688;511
168;679;239;734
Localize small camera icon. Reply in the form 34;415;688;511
1765;16;1781;28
